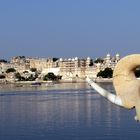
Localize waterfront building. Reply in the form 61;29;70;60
58;57;87;80
10;56;30;72
0;53;120;82
29;58;58;72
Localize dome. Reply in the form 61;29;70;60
72;58;75;61
106;53;111;57
116;53;120;57
87;57;90;60
59;58;63;61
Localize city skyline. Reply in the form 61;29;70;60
0;53;119;62
0;0;140;59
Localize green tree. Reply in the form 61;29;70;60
0;59;7;63
6;68;16;73
94;58;104;63
15;72;21;79
89;60;94;66
43;72;58;81
14;72;23;81
97;68;113;78
30;68;37;72
53;58;59;62
56;75;62;80
0;75;5;79
15;72;27;81
26;74;37;81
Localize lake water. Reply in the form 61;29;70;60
0;82;140;140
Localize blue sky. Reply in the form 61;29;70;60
0;0;140;59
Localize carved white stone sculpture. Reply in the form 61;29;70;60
86;54;140;121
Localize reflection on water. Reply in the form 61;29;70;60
0;83;140;140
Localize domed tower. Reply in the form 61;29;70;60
106;53;111;60
74;57;79;68
86;57;91;67
115;53;120;62
59;58;63;67
106;53;111;64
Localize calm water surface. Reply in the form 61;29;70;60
0;83;140;140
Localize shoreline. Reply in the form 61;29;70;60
0;78;113;87
93;78;112;83
0;78;113;92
